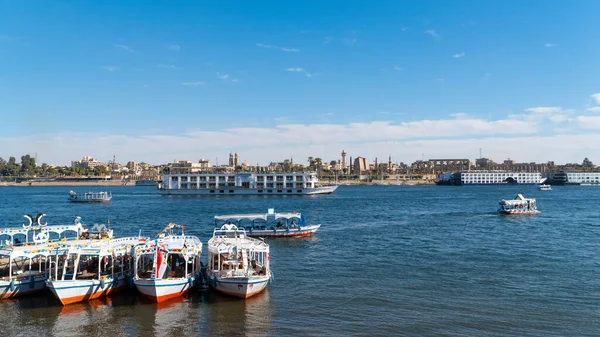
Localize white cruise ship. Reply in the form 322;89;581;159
159;172;338;195
460;171;546;185
566;172;600;185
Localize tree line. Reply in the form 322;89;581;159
0;154;109;178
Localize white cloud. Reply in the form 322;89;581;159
590;93;600;104
168;44;181;52
586;107;600;113
525;107;563;114
575;116;600;129
114;44;134;52
393;65;403;71
452;52;466;58
544;43;555;48
425;30;440;38
181;81;205;86
286;68;304;72
450;112;468;119
217;73;229;80
231;78;239;83
256;43;299;52
401;27;408;31
102;66;118;72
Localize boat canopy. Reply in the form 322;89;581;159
214;211;303;222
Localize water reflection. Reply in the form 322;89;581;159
202;288;273;336
0;287;273;336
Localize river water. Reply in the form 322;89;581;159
0;185;599;336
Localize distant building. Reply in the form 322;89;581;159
71;156;106;169
428;159;471;173
353;157;369;174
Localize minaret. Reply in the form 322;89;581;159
234;152;239;166
388;155;392;173
375;157;379;170
349;156;353;173
341;150;347;170
290;157;294;167
229;152;234;167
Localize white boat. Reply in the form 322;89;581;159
214;209;321;238
0;214;108;300
69;190;112;203
538;184;552;191
45;236;141;305
159;171;337;195
498;194;539;215
133;223;202;303
206;224;271;298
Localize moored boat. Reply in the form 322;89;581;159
45;236;141;305
538;184;552;191
206;224;271;298
0;214;113;299
68;190;112;203
214;209;321;238
133;223;202;303
498;194;539;215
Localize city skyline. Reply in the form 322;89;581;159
2;1;600;165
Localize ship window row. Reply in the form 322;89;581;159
256;176;306;182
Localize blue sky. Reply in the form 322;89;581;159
2;0;600;166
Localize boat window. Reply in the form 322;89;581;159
277;190;282;193
229;190;234;193
287;190;292;193
210;190;215;193
297;190;302;193
258;190;263;193
267;190;273;193
219;190;224;193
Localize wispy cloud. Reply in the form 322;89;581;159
114;44;134;52
102;66;118;72
453;52;466;58
401;27;408;31
157;64;178;69
217;73;229;80
544;43;555;48
274;117;287;121
181;81;205;86
525;107;563;114
591;93;600;104
286;67;313;78
451;112;469;119
323;36;334;44
586;107;600;113
393;65;403;71
342;38;357;46
168;44;180;52
425;29;440;39
256;43;299;52
231;78;239;83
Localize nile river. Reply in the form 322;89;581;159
0;185;599;336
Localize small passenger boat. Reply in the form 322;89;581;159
498;194;539;215
0;214;107;299
538;184;552;191
45;236;141;305
206;224;271;298
68;190;112;203
213;209;321;238
133;223;202;303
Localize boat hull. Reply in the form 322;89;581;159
134;278;195;303
0;275;46;299
245;225;320;238
499;210;540;215
159;186;337;196
46;276;127;305
212;275;269;299
69;198;111;203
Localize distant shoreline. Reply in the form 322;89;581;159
0;180;138;187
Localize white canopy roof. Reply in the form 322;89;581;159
214;211;302;222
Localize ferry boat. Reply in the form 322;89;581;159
206;224;271;298
159;172;337;196
437;171;546;186
68;190;112;203
0;214;111;299
538;184;552;191
498;194;539;215
45;236;141;305
214;209;321;238
133;223;202;303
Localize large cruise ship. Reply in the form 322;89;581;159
436;171;546;186
159;172;338;195
543;171;600;185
